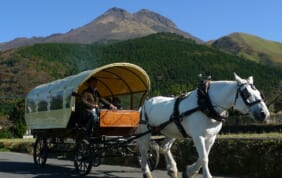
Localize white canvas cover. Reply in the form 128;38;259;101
25;63;150;129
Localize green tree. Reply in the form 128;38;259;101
8;99;26;138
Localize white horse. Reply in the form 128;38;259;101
136;73;270;178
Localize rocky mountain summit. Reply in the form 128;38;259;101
0;7;200;51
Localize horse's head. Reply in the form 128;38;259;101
233;73;270;122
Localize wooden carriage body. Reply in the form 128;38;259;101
25;63;150;136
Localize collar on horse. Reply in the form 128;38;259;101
197;80;227;122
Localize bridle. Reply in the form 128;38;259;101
203;81;265;119
234;83;264;108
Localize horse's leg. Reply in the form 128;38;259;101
183;136;212;178
160;138;178;178
205;135;216;157
184;158;201;178
137;125;153;178
194;136;212;178
183;138;202;178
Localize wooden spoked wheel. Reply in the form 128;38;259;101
137;140;160;171
33;137;48;167
74;138;93;176
147;141;160;171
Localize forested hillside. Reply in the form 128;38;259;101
1;33;282;116
91;33;281;95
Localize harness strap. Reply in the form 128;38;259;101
141;103;175;134
179;106;201;118
197;80;227;122
140;96;200;138
171;96;202;138
170;96;189;137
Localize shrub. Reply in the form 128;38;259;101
7;99;26;138
0;129;10;138
170;138;282;178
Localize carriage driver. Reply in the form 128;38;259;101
81;77;117;134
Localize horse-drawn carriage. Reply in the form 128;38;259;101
25;63;160;176
25;61;270;178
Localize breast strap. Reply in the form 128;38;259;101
197;80;227;122
170;96;189;137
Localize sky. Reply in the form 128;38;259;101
1;0;282;43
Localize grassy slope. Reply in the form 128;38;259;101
212;32;282;65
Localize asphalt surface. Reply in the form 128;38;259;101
0;152;240;178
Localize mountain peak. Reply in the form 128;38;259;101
103;7;131;18
134;9;176;28
136;8;161;16
0;7;200;51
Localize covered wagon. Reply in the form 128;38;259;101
25;62;150;131
24;62;159;175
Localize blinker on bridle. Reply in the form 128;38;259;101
234;83;263;107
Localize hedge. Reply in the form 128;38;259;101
1;137;281;178
221;124;282;134
105;137;282;178
169;138;282;178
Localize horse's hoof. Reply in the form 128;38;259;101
182;168;187;178
167;170;178;178
182;168;192;178
143;173;153;178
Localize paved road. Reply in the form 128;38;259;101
0;152;238;178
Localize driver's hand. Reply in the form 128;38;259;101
110;104;117;110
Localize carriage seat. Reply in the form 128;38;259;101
99;109;140;136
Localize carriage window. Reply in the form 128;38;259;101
38;100;48;112
50;91;63;110
26;99;36;113
65;89;73;108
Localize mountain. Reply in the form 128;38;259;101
0;7;201;51
210;32;282;66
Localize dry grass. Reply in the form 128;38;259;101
0;138;34;153
218;132;282;139
0;138;35;143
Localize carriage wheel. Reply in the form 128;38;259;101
74;138;93;176
92;148;102;167
137;140;160;171
147;141;160;171
33;137;48;167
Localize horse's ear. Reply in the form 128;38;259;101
247;76;254;84
234;72;244;84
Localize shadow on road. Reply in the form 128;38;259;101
0;161;138;178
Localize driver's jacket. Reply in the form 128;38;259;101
81;87;101;112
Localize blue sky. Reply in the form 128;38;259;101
1;0;281;43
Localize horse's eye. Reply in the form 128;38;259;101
241;88;250;99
